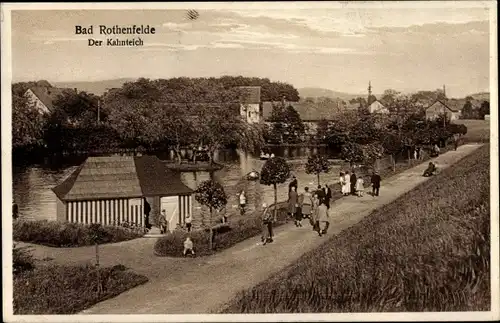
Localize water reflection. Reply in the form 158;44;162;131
12;147;340;221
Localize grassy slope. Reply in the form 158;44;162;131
221;144;490;313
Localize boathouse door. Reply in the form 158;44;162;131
160;196;179;232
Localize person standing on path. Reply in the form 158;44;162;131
260;203;274;245
324;184;332;209
317;200;329;236
316;185;326;202
288;186;299;226
339;171;346;195
350;171;357;196
356;176;365;197
311;193;320;229
300;187;313;220
185;212;193;232
344;171;351;196
371;171;381;197
289;176;298;193
419;147;424;160
239;190;246;216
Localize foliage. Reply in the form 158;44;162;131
13;263;148;314
221;145;491;313
13;220;144;247
12;93;46;151
194;180;228;212
341;142;384;167
13;244;35;275
305;154;331;185
259;157;291;187
479;101;490;119
268;103;306;143
154;204;290;257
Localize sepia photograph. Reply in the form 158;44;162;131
2;1;498;322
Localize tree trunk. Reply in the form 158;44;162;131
407;149;411;164
209;207;213;250
175;145;182;164
95;243;102;296
317;173;320;186
391;154;396;172
273;183;278;220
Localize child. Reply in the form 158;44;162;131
356;176;365;197
183;237;195;256
261;203;274;245
159;210;168;234
239;191;246;216
185;213;192;232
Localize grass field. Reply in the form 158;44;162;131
455;119;490;143
221;144;490;313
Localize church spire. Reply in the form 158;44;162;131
368;81;372;98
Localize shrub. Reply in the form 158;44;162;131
221;145;490;313
13;263;149;314
154;203;290;257
13;220;144;247
13;244;35;275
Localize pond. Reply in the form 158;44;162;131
12;146;344;221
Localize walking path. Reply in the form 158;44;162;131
19;144;483;314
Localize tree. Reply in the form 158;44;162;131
12;93;46;152
479;101;490;119
381;131;403;171
194;180;228;250
341;142;384;169
380;89;400;106
268;103;305;143
157;104;195;164
89;224;109;296
315;119;331;144
461;100;474;119
260;157;291;219
305;154;331;185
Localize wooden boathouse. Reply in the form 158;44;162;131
52;155;193;231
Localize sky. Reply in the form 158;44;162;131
10;4;492;97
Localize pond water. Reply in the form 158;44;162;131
12;146;344;221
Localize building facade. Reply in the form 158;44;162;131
425;100;461;121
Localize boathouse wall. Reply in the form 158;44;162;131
57;198;144;226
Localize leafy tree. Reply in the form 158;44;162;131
461;100;474;119
341;142;384;169
194;180;228;250
12;93;46;151
380;89;400;106
305;154;331;185
157;104;195;164
381;131;403;171
315;119;331;144
479;101;490;119
268;104;305;143
260;157;290;218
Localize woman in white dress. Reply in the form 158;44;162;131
344;171;351;196
339;172;346;195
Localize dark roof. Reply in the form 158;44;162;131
262;100;344;121
238;86;261;104
27;86;68;111
134;155;193;196
52;155;193;201
427;100;460;112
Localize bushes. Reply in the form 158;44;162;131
13;263;149;314
221;145;490;313
13;220;144;247
13;244;35;275
154;204;290;257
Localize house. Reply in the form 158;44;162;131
24;85;74;114
52;155;193;232
368;100;390;114
425;100;461;121
239;86;262;123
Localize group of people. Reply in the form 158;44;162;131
339;171;381;197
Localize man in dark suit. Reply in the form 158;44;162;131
350;171;357;195
324;184;332;209
370;171;381;197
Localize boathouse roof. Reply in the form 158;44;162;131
52;155;193;202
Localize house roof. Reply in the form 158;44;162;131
27;86;68;111
238;86;261;104
52;155;193;201
427;100;460;113
262;100;344;121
